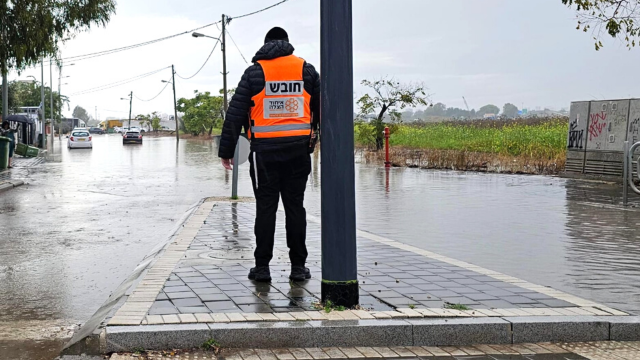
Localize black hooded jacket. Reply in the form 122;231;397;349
218;40;320;159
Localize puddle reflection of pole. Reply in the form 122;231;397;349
312;150;319;187
385;167;390;193
232;202;238;234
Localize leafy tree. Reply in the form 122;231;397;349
72;105;90;122
3;80;67;119
477;104;500;118
502;103;519;118
151;112;162;132
401;109;414;122
357;77;430;149
176;90;224;136
563;0;640;50
424;102;447;117
135;114;151;131
1;1;116;74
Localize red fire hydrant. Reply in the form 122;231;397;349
384;126;391;168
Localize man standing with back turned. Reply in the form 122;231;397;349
218;27;320;282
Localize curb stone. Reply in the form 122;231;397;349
103;316;640;352
0;180;24;193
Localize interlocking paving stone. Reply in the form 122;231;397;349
131;202;623;321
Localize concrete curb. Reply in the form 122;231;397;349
0;180;25;194
104;316;640;352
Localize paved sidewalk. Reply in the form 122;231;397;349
106;342;640;360
0;156;44;193
65;199;640;354
110;201;624;325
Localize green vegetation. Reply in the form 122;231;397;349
444;303;471;311
355;117;568;160
408;304;416;309
177;90;224;136
201;339;220;352
315;300;347;313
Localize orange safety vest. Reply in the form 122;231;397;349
249;55;312;139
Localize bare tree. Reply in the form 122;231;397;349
563;0;640;50
357;78;430;149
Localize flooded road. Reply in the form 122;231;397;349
1;135;639;358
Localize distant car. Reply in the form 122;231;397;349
89;127;105;134
68;130;92;149
114;126;123;133
123;130;142;145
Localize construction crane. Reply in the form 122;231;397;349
462;96;470;112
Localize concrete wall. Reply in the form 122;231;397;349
566;99;639;177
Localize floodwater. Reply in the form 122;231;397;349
0;135;639;359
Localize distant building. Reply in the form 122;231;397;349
483;113;497;119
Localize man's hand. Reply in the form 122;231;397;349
221;158;234;170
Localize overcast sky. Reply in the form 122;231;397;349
10;0;640;119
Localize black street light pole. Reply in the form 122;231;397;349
320;0;358;307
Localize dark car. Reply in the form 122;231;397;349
123;130;142;145
89;127;105;134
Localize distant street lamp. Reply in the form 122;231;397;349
192;32;220;41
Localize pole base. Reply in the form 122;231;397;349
384;162;391;168
321;280;359;308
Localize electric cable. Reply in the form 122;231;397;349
229;0;289;20
225;29;249;65
175;30;222;80
70;66;170;96
22;0;292;70
133;78;172;102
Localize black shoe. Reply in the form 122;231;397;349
290;266;311;281
248;266;271;282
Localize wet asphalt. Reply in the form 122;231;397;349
1;134;640;359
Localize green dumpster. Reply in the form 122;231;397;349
0;136;10;170
14;143;39;157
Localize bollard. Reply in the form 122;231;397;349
384;126;391;168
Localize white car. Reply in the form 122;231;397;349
67;129;93;149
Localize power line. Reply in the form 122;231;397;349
21;0;292;70
229;0;290;20
70;66;170;96
133;78;172;102
225;29;249;65
175;31;222;80
61;21;222;64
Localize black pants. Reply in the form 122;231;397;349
250;150;311;268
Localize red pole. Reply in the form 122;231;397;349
384;126;391;168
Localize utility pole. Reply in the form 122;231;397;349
58;66;62;137
320;0;358;307
221;14;228;113
50;58;54;148
172;65;179;142
128;91;133;129
95;106;97;124
40;58;45;148
2;26;7;121
222;14;239;199
2;72;7;121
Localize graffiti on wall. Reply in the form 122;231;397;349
631;118;640;144
589;111;607;141
568;115;584;149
